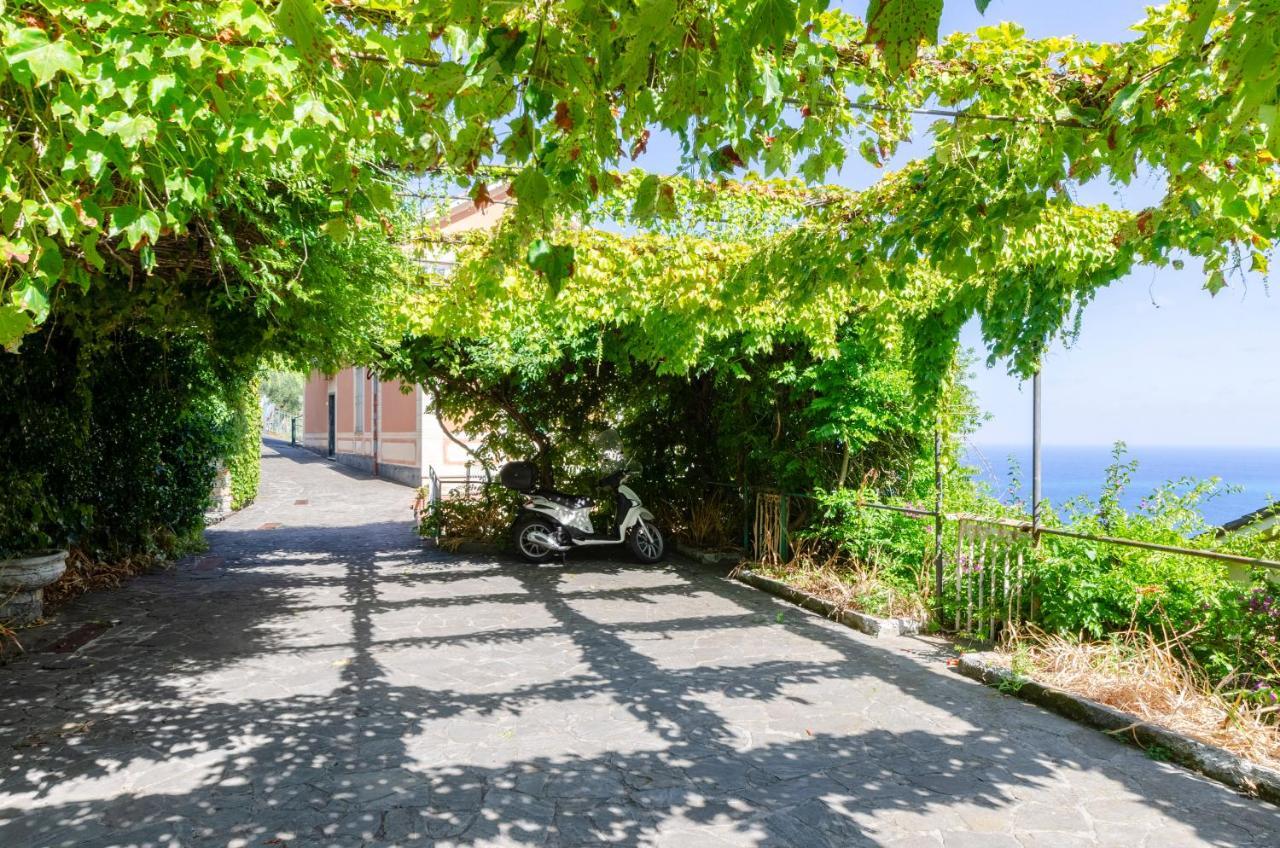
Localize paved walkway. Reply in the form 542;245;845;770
2;441;1278;847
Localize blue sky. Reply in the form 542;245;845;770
637;1;1279;448
936;2;1280;448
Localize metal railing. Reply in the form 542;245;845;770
262;410;299;441
424;464;490;505
718;484;1280;635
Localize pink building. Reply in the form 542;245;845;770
301;188;511;489
301;370;486;488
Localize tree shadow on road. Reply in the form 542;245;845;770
3;457;1278;846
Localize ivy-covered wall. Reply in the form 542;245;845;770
0;328;258;559
227;377;262;511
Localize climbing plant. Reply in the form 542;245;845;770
403;165;1134;389
226;376;262;510
4;1;1278;352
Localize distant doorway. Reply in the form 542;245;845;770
327;393;336;457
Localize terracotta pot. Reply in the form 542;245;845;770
0;550;68;625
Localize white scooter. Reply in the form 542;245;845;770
499;461;665;564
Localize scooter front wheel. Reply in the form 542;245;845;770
627;520;665;564
513;515;560;563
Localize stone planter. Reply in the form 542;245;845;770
0;550;68;625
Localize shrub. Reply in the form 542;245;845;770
754;487;938;620
415;485;519;549
80;332;227;555
0;329;92;556
0;327;257;564
0;473;59;557
807;486;933;583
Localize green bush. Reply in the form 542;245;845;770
786;443;1280;700
0;473;59;557
964;445;1280;694
0;330;92;557
803;486;933;599
1023;447;1278;680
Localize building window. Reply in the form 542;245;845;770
354;367;365;434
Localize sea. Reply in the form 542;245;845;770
963;444;1280;527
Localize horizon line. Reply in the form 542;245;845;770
968;441;1280;450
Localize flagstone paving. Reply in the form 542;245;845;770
2;439;1278;847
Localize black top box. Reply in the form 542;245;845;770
499;461;538;492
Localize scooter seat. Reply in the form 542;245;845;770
535;490;593;509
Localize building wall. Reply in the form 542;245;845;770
378;380;421;474
302;372;334;454
420;395;492;494
301;368;435;487
298;193;507;489
335;369;354;435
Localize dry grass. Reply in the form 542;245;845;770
1003;625;1280;771
43;547;157;612
660;490;738;551
754;538;928;621
687;491;735;549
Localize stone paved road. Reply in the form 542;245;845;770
3;440;1279;847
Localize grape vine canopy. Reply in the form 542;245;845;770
1;1;1277;370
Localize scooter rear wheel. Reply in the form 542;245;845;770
513;515;559;563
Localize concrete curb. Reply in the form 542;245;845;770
955;651;1280;806
734;568;922;639
674;542;741;568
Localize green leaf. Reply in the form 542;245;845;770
321;218;350;240
217;0;275;36
631;174;660;220
525;83;553;120
974;0;993;12
0;303;34;352
147;74;177;105
110;207;162;249
501;115;536;162
512;168;550;209
1204;270;1227;296
293;97;343;128
526;239;575;293
1180;0;1216;54
1260;104;1280;155
1105;80;1147;120
748;0;798;50
475;26;528;74
632;0;678;41
14;277;50;321
4;28;83;87
273;0;328;63
864;0;943;79
101;112;159;148
761;63;782;106
35;237;63;280
82;231;105;272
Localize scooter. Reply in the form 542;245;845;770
499;461;665;564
